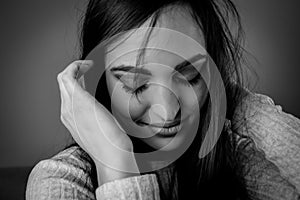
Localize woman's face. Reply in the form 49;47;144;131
105;6;209;151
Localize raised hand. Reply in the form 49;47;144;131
56;60;140;185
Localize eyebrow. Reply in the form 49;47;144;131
174;54;205;72
110;65;152;75
109;53;205;75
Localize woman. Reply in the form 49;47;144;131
25;0;300;199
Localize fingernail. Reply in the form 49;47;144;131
81;60;94;66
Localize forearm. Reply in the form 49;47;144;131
95;173;161;200
95;160;140;186
95;159;160;200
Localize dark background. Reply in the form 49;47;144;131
0;0;299;199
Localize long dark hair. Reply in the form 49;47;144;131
64;0;254;199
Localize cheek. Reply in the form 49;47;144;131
179;83;208;113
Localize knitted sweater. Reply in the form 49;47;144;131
25;92;300;200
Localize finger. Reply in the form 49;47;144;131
57;73;70;110
61;60;93;92
58;76;87;151
78;75;86;90
75;60;94;80
57;62;92;154
62;60;93;80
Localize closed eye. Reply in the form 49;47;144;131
122;83;149;95
112;73;149;95
174;72;202;86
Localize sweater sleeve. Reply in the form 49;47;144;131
95;174;160;200
25;146;161;200
25;159;96;200
236;137;300;200
232;90;300;199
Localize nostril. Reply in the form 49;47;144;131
146;105;182;128
148;104;167;124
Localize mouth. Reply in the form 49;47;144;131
137;120;182;137
149;124;182;137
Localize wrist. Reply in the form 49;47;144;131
95;161;140;186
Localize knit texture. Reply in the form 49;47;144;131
25;91;300;199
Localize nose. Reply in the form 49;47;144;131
147;84;180;123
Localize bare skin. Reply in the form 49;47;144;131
57;60;140;186
57;5;209;185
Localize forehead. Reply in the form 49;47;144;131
105;5;206;68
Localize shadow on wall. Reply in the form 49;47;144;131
0;167;33;200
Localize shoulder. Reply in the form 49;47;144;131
232;88;300;194
233;88;287;125
25;145;97;200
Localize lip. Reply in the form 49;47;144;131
137;119;181;128
149;124;182;137
149;120;181;128
137;118;184;137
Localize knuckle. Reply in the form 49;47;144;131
60;114;64;122
61;74;68;83
60;111;68;123
57;73;62;82
73;60;80;65
60;106;67;117
60;107;67;116
57;72;68;84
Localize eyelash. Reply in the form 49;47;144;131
122;84;149;96
180;73;201;86
122;74;201;96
